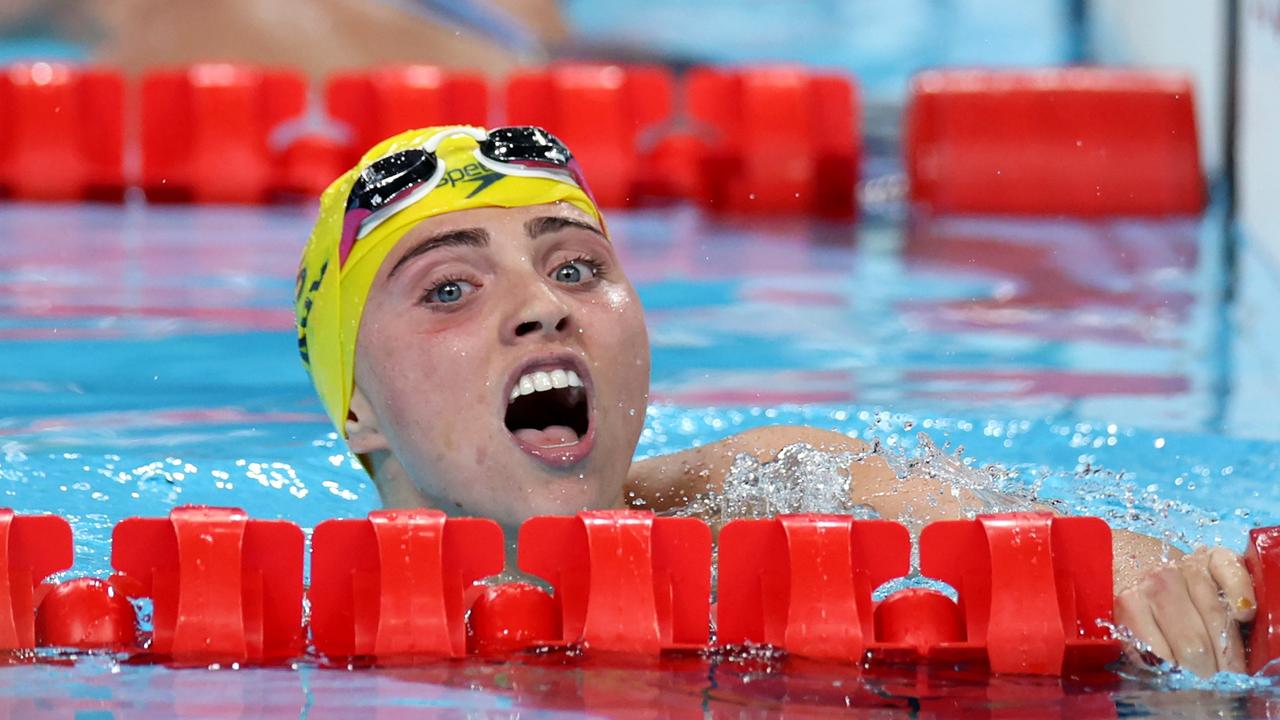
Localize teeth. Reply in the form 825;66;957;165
509;366;585;404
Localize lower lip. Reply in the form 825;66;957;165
508;423;596;468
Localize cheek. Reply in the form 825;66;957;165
590;285;650;375
363;320;492;438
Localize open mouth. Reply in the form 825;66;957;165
503;361;594;467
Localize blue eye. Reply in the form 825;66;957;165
425;279;474;304
553;259;599;284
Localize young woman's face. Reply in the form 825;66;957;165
350;202;650;526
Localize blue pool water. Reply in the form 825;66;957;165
2;197;1280;716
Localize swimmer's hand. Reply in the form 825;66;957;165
1114;547;1257;677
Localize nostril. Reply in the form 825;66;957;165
515;320;541;337
554;317;568;332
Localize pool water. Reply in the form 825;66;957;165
3;197;1280;716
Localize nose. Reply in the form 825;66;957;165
504;281;572;343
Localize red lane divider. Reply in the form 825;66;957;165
0;63;125;201
717;515;909;661
519;510;711;652
685;66;860;217
327;65;489;167
110;505;304;662
309;509;503;659
0;509;73;650
141;64;307;203
1246;527;1280;674
506;64;674;208
18;505;1280;676
920;512;1120;674
905;68;1206;216
4;61;1221;221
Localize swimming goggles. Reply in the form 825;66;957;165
340;125;586;263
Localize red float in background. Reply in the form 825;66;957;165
519;510;711;653
905;68;1206;216
0;63;124;201
111;505;304;662
1246;526;1280;674
716;515;910;661
141;64;307;203
466;582;560;655
326;65;489;166
277;133;350;199
506;64;673;208
35;577;137;650
310;509;503;659
0;508;74;650
685;66;860;217
919;512;1121;674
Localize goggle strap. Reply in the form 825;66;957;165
472;150;582;189
422;125;488;153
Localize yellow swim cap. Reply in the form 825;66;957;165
295;125;604;433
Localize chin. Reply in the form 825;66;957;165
523;463;622;511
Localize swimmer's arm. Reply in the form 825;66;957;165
625;425;900;514
626;424;1028;530
626;425;1172;582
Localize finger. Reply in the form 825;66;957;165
1180;553;1240;674
1208;548;1257;623
1147;565;1217;677
1115;585;1173;665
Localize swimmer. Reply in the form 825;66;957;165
296;125;1256;677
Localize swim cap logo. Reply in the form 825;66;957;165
295;258;328;368
439;161;505;199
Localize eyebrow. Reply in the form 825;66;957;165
524;215;606;239
386;227;490;279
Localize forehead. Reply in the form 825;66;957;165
391;202;600;249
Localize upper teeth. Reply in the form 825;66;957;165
510;368;583;402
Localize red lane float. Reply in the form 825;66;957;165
505;64;674;208
1246;526;1280;675
685;66;860;217
309;509;503;659
919;513;1120;674
905;68;1205;216
326;65;489;167
519;510;711;652
34;577;136;650
466;582;559;655
0;63;125;201
717;515;910;661
277;134;350;199
110;506;304;662
141;64;307;203
0;509;73;650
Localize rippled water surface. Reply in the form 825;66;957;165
2;200;1280;716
